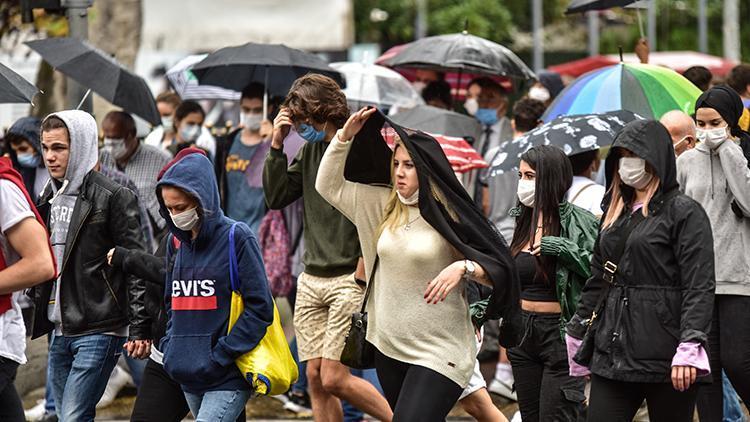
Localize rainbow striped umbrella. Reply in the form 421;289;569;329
542;62;702;123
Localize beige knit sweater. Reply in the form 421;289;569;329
315;133;476;387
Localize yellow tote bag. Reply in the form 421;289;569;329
228;223;298;396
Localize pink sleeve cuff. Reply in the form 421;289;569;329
565;334;591;377
671;342;711;376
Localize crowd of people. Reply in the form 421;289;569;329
0;57;749;422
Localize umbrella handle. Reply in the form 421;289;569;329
76;89;92;110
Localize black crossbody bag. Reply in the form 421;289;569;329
340;256;379;369
573;211;644;366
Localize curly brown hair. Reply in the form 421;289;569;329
283;74;349;128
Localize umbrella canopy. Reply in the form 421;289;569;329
329;62;423;109
542;62;702;123
383;31;535;81
25;37;160;125
486;110;644;176
389;105;486;173
0;62;39;105
548;52;739;78
190;42;344;96
166;54;240;101
565;0;637;14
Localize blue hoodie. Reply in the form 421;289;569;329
156;153;273;394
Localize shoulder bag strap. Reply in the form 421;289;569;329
570;182;596;204
228;223;240;292
358;255;379;313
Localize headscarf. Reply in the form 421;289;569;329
344;110;521;346
537;71;564;99
695;85;750;158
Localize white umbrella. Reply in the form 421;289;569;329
330;61;423;109
166;54;240;101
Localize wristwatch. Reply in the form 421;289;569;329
464;259;476;279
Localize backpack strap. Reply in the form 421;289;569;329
570;182;596;205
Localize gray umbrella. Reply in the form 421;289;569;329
486;110;644;177
25;38;160;125
383;31;535;81
0;63;39;105
391;105;482;143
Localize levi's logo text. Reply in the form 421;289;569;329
172;279;217;310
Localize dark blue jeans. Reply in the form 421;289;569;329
49;333;125;421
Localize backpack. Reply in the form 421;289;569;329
258;210;293;297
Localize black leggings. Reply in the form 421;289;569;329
697;294;750;421
374;349;462;421
0;358;24;422
588;374;698;422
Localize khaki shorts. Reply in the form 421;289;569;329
293;271;364;362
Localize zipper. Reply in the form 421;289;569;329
61;203;92;274
101;269;122;311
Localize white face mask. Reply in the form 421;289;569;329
103;137;127;159
171;207;199;231
696;126;728;149
463;98;479;116
412;81;427;94
517;179;535;207
618;157;653;190
161;116;174;131
397;189;419;205
529;86;551;103
241;112;263;132
180;124;201;142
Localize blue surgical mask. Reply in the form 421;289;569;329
17;153;40;168
475;108;499;126
298;123;327;143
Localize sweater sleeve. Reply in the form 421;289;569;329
211;229;274;367
315;130;390;224
263;144;304;210
718;140;750;216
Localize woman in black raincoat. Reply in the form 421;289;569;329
565;120;715;421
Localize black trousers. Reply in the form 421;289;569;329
507;311;585;422
588;374;698;422
374;349;462;421
0;357;24;422
130;358;190;422
697;294;750;421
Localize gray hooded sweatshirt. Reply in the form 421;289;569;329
676;139;750;296
43;110;99;332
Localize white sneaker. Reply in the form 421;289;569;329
488;377;517;401
511;410;522;422
24;399;47;421
96;365;133;409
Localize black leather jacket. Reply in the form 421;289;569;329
30;171;151;340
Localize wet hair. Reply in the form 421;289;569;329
41;116;68;135
683;66;713;92
241;82;265;102
727;64;750;96
174;100;205;123
283;73;349;128
103;111;137;138
510;145;573;281
512;98;546;133
421;80;453;109
568;149;599;176
156;91;182;109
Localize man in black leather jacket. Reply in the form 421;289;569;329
31;110;151;421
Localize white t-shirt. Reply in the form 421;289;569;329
0;179;35;364
566;175;606;217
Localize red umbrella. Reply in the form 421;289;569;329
380;127;487;173
549;52;739;78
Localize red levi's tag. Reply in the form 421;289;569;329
172;296;218;311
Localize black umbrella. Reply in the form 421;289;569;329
565;0;637;14
383;31;535;81
390;105;482;143
25;38;160;125
485;110;643;177
191;42;344;96
0;63;39;105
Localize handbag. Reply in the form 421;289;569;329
340;256;379;369
227;223;299;395
573;211;644;366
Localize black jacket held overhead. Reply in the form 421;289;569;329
567;120;715;383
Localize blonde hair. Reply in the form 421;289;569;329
377;141;411;237
601;166;661;230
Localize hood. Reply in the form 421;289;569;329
7;116;43;158
156;153;222;243
43;110;99;195
604;119;679;195
537;71;564;99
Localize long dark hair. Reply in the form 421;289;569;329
510;145;573;282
